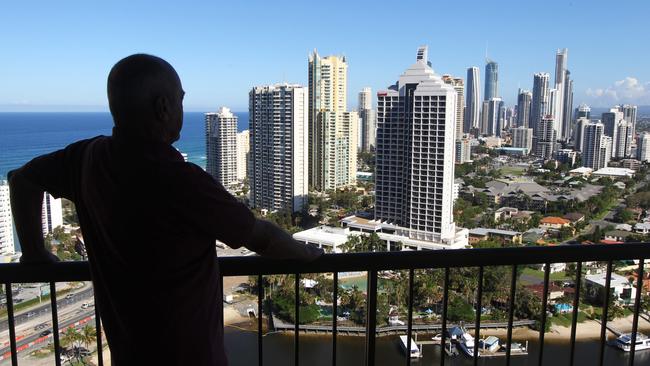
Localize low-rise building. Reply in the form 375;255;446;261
568;167;593;177
604;230;634;242
468;228;522;245
592;167;635;179
634;222;650;234
585;273;636;305
621;159;641;171
563;212;585;225
539;216;571;230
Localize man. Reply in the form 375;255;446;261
9;54;322;365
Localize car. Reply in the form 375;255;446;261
81;303;92;309
26;312;36;318
65;294;74;300
39;330;52;337
34;324;47;331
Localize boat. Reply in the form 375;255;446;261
399;335;421;358
614;333;650;352
479;336;500;352
458;331;480;357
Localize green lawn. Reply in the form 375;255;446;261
549;312;587;327
500;166;526;176
521;267;571;281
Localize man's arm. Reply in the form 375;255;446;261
247;219;323;261
8;169;59;264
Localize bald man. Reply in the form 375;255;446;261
9;54;322;365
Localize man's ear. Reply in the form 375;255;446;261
155;95;170;122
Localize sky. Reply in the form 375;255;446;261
1;0;649;112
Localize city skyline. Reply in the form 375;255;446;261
2;1;650;112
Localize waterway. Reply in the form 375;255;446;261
223;328;650;366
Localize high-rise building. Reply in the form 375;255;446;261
600;136;612;168
601;108;623;138
516;89;532;128
465;67;480;133
535;116;557;159
637;133;650;162
0;181;14;255
574;117;590;152
582;122;608;170
481;98;502;136
531;73;550;135
205;107;238;189
41;192;63;236
442;75;465;140
614;120;633;158
455;135;472;163
553;48;569;140
308;50;357;190
618;105;638;137
249;84;308;213
236;130;250;181
375;46;465;246
561;71;574;141
484;59;498;101
575;104;591;119
358;87;376;152
512;127;533;154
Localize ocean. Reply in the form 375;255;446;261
0;112;250;179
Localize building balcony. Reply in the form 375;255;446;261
0;244;649;365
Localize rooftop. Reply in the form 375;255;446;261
585;273;632;288
540;217;571;225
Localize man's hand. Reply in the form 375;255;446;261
249;219;324;261
20;249;60;265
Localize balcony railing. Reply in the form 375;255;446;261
0;243;649;366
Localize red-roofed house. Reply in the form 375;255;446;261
539;216;571;231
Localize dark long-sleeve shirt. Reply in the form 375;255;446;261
18;133;257;365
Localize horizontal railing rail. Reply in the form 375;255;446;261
0;243;649;366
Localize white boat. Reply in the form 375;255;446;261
614;333;650;352
458;331;480;357
399;335;421;358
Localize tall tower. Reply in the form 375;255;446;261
562;70;574;141
582;122;608;170
358;87;376;152
249;84;308;213
574;117;590;152
41;192;63;236
553;48;569;139
442;75;465;140
512;127;533;153
236;130;250;181
531;72;550;135
516;89;532;128
484;59;498;101
0;181;14;255
618;105;638;137
465;67;480;133
375;46;462;245
205;107;238;189
536;116;557;159
308;50;357;190
637;133;650;162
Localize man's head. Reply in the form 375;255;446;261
107;54;184;144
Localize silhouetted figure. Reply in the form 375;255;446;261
9;54;323;365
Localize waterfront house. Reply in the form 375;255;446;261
584;273;636;305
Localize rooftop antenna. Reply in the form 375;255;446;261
485;41;489;63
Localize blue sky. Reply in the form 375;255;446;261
1;0;649;112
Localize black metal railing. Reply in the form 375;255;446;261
0;243;649;366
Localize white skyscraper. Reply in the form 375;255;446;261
0;181;14;255
249;84;308;213
516;89;532;128
358;87;376;152
308;51;358;190
465;67;480;134
582;122;608;170
481;98;502;136
205;107;238;189
618;105;638;137
455;135;472;163
41;192;63;236
536;116;557;159
236;130;250;181
614;120;633;158
442;74;465;140
554;48;568;140
375;46;466;247
574;117;590;152
512;127;533;154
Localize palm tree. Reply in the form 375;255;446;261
80;325;96;351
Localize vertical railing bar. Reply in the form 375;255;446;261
629;258;645;366
94;290;103;366
440;268;450;366
365;270;378;366
332;272;338;366
506;265;517;365
473;266;484;366
5;282;18;366
538;263;551;366
50;282;62;366
569;262;582;366
406;269;414;366
257;274;263;366
294;274;300;366
598;260;613;366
